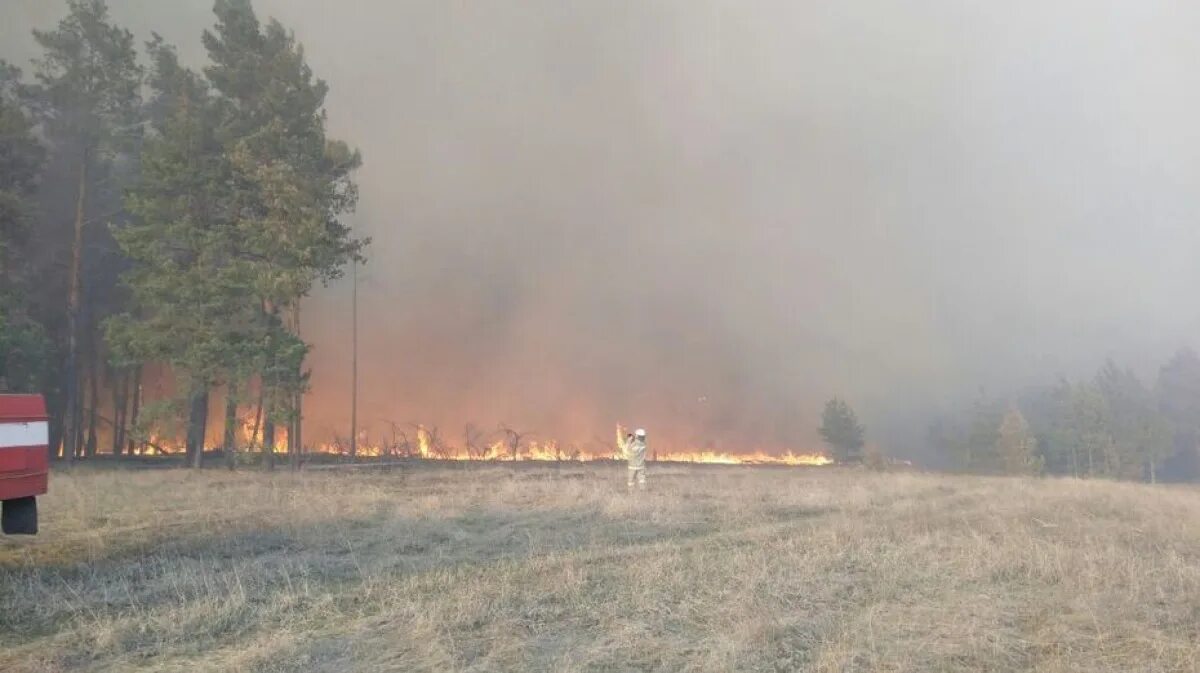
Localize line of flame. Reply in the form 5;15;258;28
131;418;833;466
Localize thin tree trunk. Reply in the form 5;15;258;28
111;369;122;455
111;368;127;456
223;382;238;470
49;410;63;460
85;335;99;457
72;377;84;459
285;392;296;466
127;365;141;455
290;396;300;469
63;148;88;465
290;303;302;470
260;299;276;472
350;261;358;461
186;385;208;469
262;407;275;471
118;372;128;455
250;383;263;452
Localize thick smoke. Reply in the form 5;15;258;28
7;1;1200;459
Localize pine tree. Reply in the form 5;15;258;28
202;0;364;466
0;62;50;395
996;407;1042;475
1068;382;1114;478
32;0;142;460
0;63;43;286
818;397;865;463
1155;348;1200;480
1095;360;1171;481
108;36;285;468
1034;379;1079;476
963;394;1005;473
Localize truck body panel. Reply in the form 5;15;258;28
0;395;49;502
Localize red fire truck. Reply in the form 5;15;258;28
0;394;49;534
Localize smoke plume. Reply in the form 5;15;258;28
6;1;1200;460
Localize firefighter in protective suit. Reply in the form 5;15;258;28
623;428;648;489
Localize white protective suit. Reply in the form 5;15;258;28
624;435;647;488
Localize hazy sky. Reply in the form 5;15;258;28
6;1;1200;459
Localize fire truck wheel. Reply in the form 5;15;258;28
2;496;38;535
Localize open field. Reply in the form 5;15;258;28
2;465;1199;672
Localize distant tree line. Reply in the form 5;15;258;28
0;0;363;468
931;350;1200;482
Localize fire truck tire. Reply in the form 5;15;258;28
2;496;37;535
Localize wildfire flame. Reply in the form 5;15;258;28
308;424;832;465
133;415;833;466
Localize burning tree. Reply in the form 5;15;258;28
415;424;447;458
463;424;486;459
500;425;526;461
382;420;409;458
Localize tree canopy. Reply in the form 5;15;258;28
1;0;363;467
819;398;865;463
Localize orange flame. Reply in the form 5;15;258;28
309;427;832;466
137;416;833;466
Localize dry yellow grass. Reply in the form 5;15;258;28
1;464;1199;672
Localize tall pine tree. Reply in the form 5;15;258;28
996;407;1042;475
32;0;141;460
110;37;286;468
0;62;50;396
202;0;364;467
1155;349;1200;481
1095;361;1171;481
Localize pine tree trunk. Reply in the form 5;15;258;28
85;337;99;457
285;389;297;468
289;398;300;470
111;368;127;456
63;149;88;465
350;262;357;461
259;300;276;472
250;384;263;452
186;386;208;469
72;378;84;459
261;381;275;472
49;411;63;460
127;366;141;455
223;383;238;470
290;303;302;470
262;410;275;471
110;370;121;455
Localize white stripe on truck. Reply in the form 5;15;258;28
0;421;49;448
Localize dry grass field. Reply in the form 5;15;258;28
2;464;1199;672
